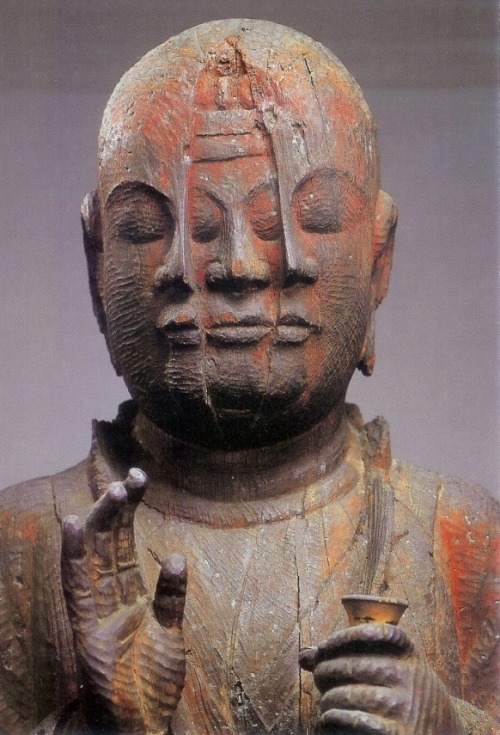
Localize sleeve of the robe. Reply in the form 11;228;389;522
435;479;499;726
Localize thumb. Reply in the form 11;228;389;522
153;553;187;628
299;646;318;672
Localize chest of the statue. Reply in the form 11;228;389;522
135;505;365;734
125;478;462;733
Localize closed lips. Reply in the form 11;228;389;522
206;320;272;346
276;315;320;344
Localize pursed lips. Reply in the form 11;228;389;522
156;309;320;347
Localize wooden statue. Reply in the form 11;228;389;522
0;19;498;734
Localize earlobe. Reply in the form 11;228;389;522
357;190;397;376
81;191;121;376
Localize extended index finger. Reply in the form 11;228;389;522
85;483;128;617
123;467;148;506
115;468;148;571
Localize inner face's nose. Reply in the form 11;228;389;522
205;208;272;293
188;156;321;297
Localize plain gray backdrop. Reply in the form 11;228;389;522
0;1;498;494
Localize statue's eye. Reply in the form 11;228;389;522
293;170;342;233
247;184;283;241
293;169;367;234
190;193;222;242
108;185;174;245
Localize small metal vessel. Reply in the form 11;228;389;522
341;594;408;626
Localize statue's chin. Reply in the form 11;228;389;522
138;382;309;450
205;354;307;412
129;351;347;448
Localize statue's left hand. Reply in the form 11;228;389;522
61;468;187;734
299;624;466;734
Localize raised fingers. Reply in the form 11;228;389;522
61;514;97;634
115;469;148;604
153;553;187;629
116;468;148;569
83;468;148;618
87;482;127;560
85;482;128;617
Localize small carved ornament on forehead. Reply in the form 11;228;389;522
190;36;273;163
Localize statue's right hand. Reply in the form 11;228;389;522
61;469;186;735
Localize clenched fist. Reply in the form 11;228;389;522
300;623;466;734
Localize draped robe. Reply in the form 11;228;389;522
0;405;497;733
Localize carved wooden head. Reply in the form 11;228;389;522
82;20;397;449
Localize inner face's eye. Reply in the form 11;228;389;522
107;183;174;245
190;191;223;242
247;183;283;241
293;169;367;234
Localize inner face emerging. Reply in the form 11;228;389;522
101;146;374;448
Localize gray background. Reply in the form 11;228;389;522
0;1;497;494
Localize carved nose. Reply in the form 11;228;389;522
154;234;194;294
206;215;271;293
284;256;318;287
282;227;318;287
154;264;193;293
205;257;271;293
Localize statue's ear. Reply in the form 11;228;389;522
357;190;397;376
81;191;121;376
372;190;397;307
81;190;106;336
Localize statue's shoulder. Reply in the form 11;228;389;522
388;462;498;719
0;462;91;732
0;458;93;539
389;456;498;628
390;455;498;525
351;407;497;531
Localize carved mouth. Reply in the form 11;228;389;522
207;323;272;346
156;308;201;347
156;310;319;348
275;315;320;345
206;320;272;346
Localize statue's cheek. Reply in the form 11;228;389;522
103;248;157;384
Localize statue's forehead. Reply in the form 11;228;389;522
98;26;377;202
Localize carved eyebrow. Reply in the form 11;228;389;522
245;178;279;204
191;186;225;211
293;168;367;199
105;181;167;208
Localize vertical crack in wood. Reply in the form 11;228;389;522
293;518;303;732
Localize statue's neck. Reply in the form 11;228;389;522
90;402;374;525
130;405;348;503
